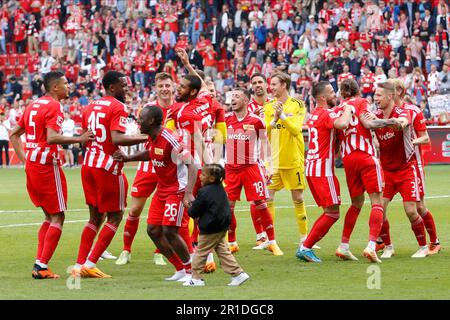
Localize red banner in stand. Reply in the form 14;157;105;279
423;126;450;165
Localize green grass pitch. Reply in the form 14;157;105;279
0;165;448;300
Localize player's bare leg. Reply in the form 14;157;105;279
116;196;146;265
33;211;65;279
148;224;188;281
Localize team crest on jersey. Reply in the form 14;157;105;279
243;124;254;130
120;116;127;127
57;116;64;127
155;148;164;155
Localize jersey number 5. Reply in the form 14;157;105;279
88;112;107;143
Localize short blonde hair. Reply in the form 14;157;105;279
271;72;291;90
386;78;406;98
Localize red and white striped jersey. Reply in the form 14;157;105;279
148;128;191;199
337;97;377;158
318;8;331;24
337;72;355;86
402;102;427;166
361;72;375;94
305;107;340;177
375;107;415;171
82;96;128;175
225;112;266;170
18;96;64;165
136;101;169;174
247;97;269;116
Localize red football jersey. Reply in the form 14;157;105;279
402;102;427;166
247;97;269;116
136;101;169;174
82;96;128;175
337;97;377;158
18;96;64;165
225;112;266;170
305;107;340;177
148;128;191;199
375;107;414;171
171;94;213;161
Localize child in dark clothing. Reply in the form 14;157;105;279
184;164;250;286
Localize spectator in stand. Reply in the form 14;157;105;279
427;64;441;95
0;111;10;168
425;36;441;73
40;50;56;76
439;61;450;94
388;22;404;52
374;49;391;75
48;22;66;59
277;12;294;35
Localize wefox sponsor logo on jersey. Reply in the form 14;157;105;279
228;132;251;141
152;159;166;167
378;131;395;141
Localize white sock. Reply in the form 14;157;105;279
74;263;82;270
84;260;96;269
300;245;310;251
340;243;350;250
368;241;376;251
256;233;265;241
35;259;40;265
268;240;276;245
228;241;237;246
206;252;214;263
36;262;48;269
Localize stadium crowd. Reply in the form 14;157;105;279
0;0;444;282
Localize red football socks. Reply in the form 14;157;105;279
76;222;99;265
88;223;118;264
168;253;184;271
369;205;384;242
250;203;264;235
303;212;339;249
421;210;438;243
341;205;361;244
39;223;62;265
255;202;275;241
36;220;50;261
379;217;391;246
179;226;194;254
123;215;140;252
411;216;427;246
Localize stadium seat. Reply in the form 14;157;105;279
217;60;225;72
22;89;32;101
14;66;24;77
8;54;17;66
5;65;15;77
40;41;49;52
0;55;6;67
18;53;28;65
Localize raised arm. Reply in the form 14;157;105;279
175;47;208;94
